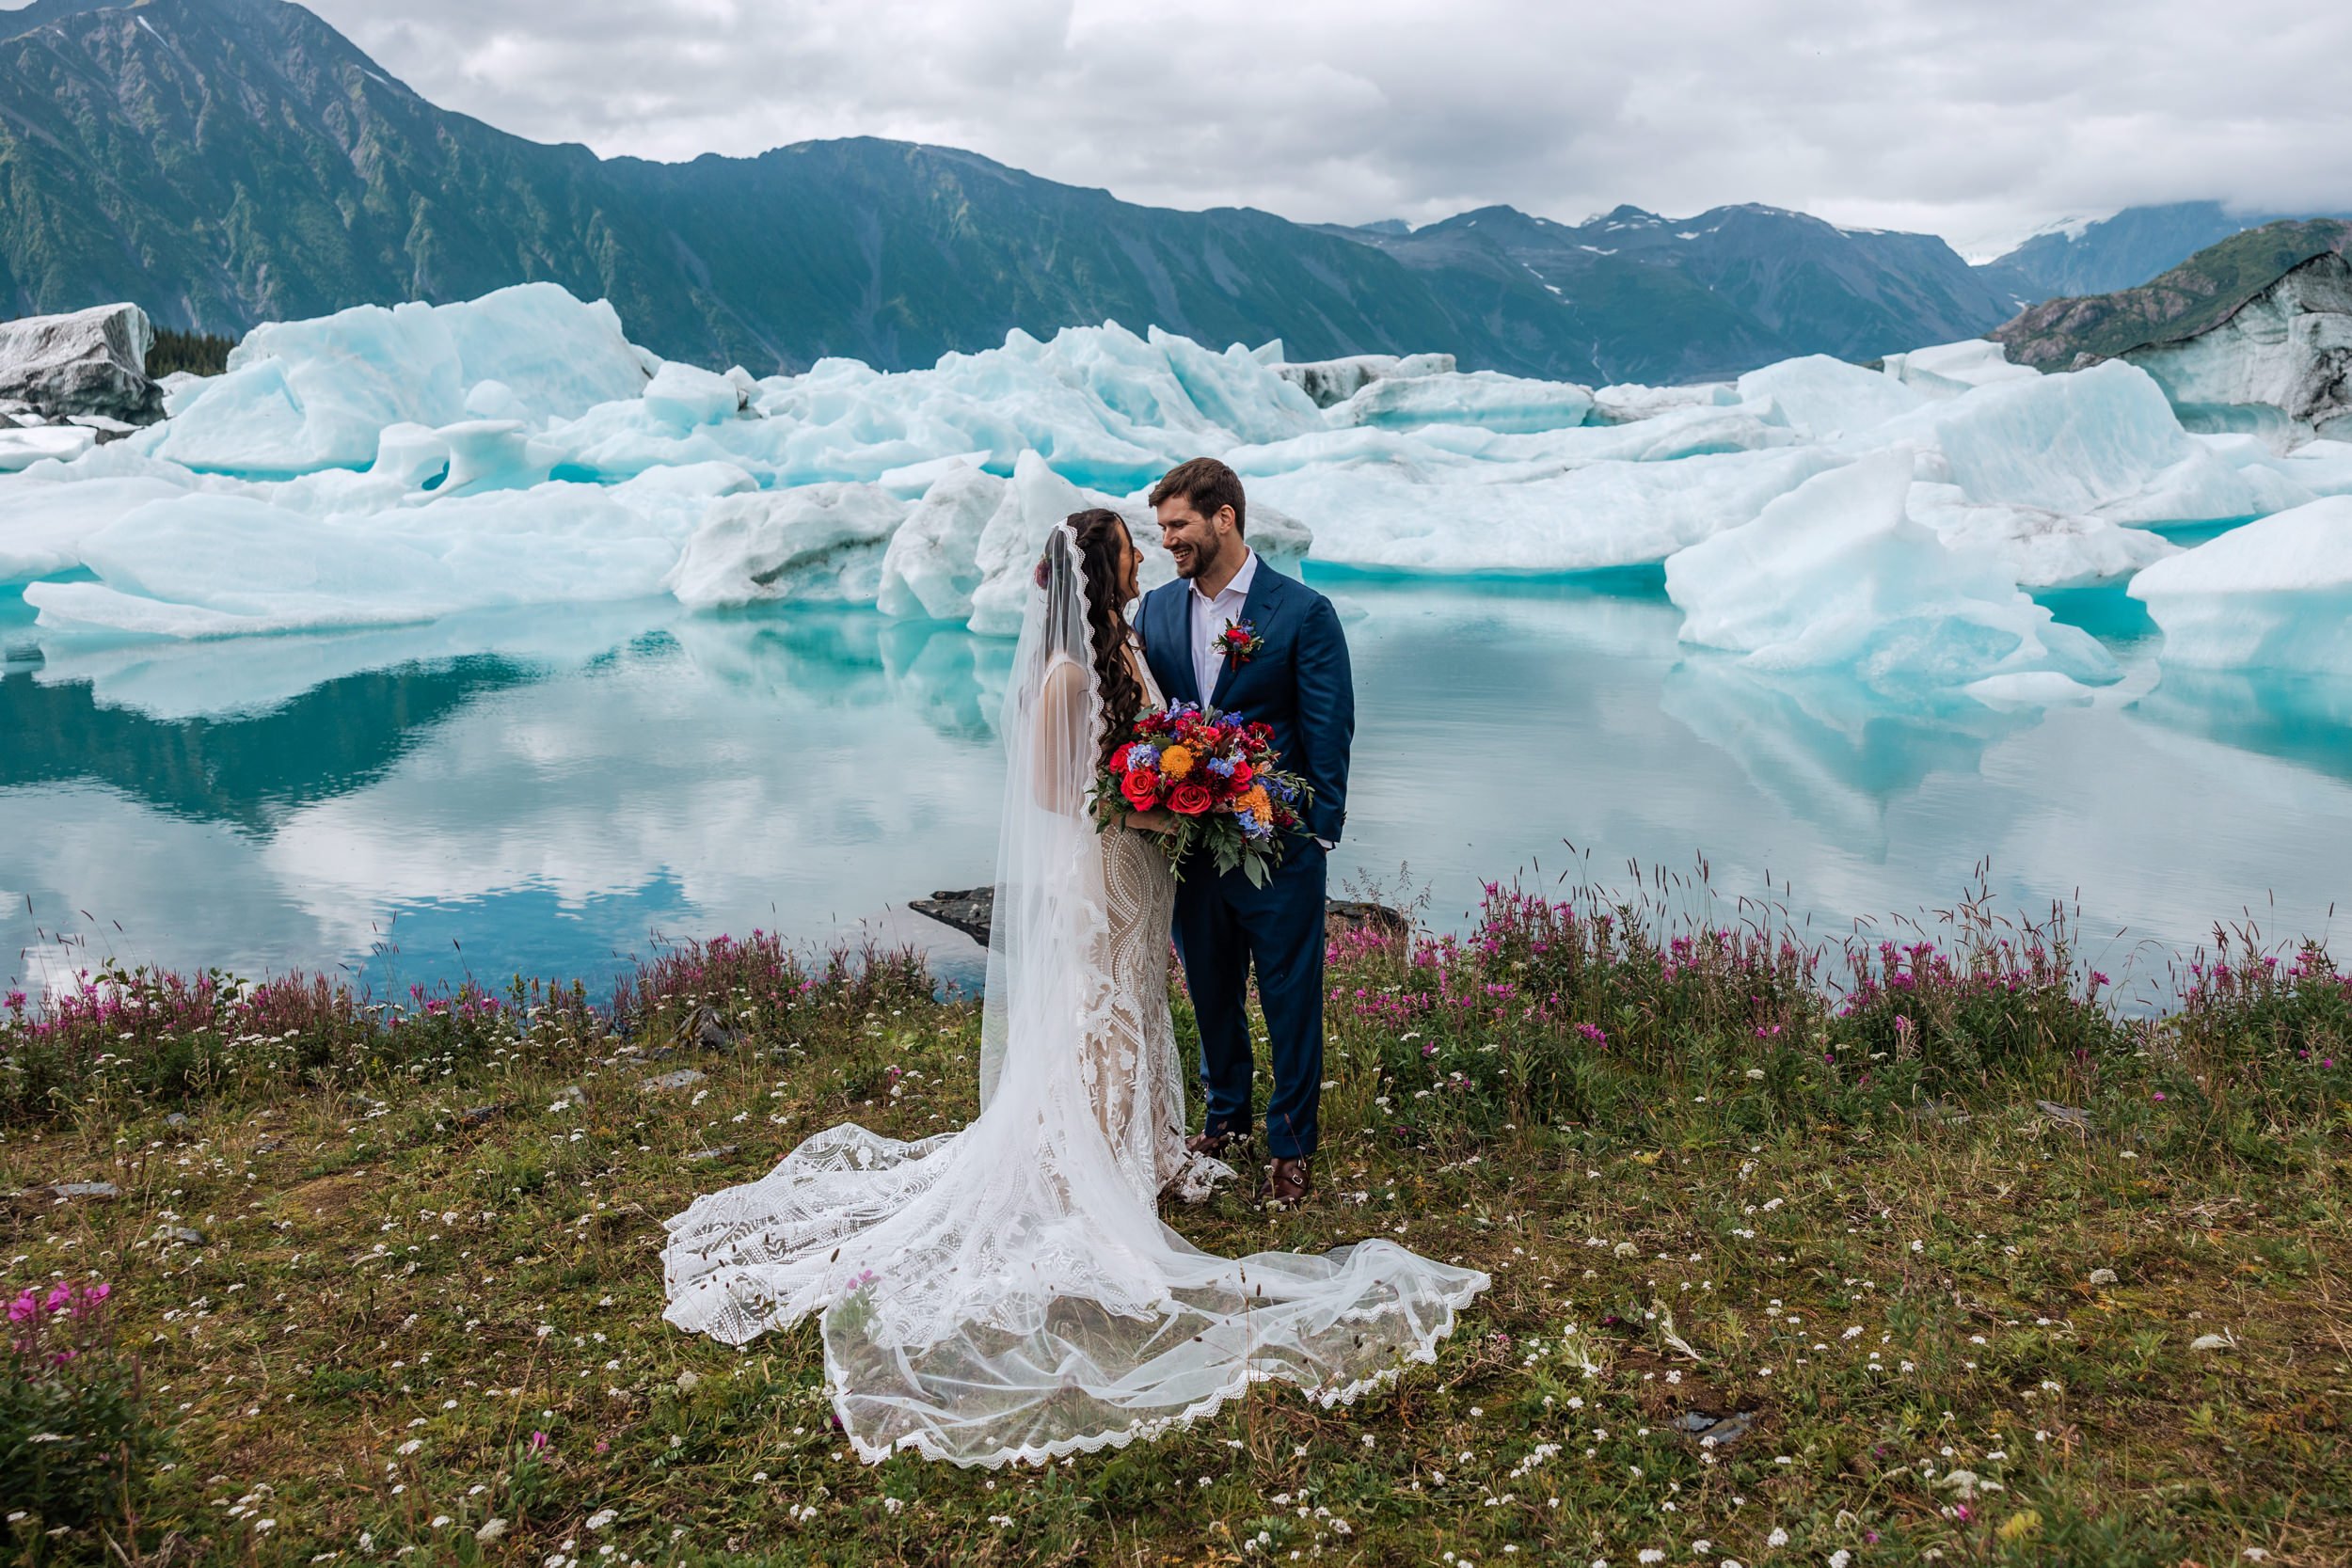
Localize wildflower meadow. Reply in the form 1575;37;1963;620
1;876;2345;1565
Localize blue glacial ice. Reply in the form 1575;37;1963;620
2127;497;2352;671
1664;452;2121;694
6;281;2351;686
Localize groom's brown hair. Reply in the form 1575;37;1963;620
1150;457;1248;536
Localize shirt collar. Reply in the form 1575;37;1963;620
1189;546;1258;606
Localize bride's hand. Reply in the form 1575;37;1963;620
1125;809;1178;834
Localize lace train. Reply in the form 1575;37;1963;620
661;547;1487;1466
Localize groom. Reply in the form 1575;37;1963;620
1140;458;1353;1204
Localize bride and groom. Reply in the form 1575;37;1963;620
661;458;1486;1468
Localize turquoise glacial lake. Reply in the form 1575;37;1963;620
7;564;2352;1009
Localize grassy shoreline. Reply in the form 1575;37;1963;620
3;883;2347;1565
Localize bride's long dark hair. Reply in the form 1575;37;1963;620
1052;508;1146;772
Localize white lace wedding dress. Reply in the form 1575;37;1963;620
661;524;1489;1467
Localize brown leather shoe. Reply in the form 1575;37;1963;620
1186;1130;1242;1158
1268;1155;1311;1205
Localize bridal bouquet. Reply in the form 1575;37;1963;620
1097;702;1311;885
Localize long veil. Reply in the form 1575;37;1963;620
662;523;1489;1467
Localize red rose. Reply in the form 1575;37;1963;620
1168;781;1214;816
1120;770;1161;810
1231;760;1254;786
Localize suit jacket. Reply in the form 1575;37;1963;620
1139;560;1354;846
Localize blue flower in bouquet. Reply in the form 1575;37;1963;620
1121;742;1158;771
1206;756;1235;780
1238;810;1270;840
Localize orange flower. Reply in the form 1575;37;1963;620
1240;784;1272;825
1159;745;1196;779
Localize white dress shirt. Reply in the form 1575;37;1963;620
1186;546;1258;705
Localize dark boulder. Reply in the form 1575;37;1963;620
0;303;166;426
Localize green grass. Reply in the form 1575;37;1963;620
3;891;2348;1566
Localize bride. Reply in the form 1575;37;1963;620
661;510;1488;1467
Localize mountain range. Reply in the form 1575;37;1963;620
1993;219;2352;371
1990;202;2352;301
1;0;2344;383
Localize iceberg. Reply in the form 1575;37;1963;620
0;423;99;474
1273;352;1455;408
1329;369;1595;434
134;284;652;474
1919;359;2293;523
877;466;1009;622
1879;339;2040;396
1258;446;1841;574
2127;497;2352;671
1587;381;1740;426
1737;355;1925;439
667;483;910;609
0;472;194;578
1904;483;2176;589
1664;452;2121;690
27;465;753;638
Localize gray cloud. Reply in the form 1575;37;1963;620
306;0;2352;250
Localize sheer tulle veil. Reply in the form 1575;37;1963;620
661;522;1489;1467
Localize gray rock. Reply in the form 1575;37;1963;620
252;1135;281;1154
909;888;994;943
685;1145;739;1162
455;1103;508;1129
50;1181;121;1199
2036;1100;2092;1132
0;303;164;424
163;1112;190;1129
913;886;1411;948
160;1226;206;1246
1671;1409;1757;1448
643;1069;707;1092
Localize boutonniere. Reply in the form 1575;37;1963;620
1216;618;1264;667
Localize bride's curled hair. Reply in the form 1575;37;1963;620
1042;508;1146;771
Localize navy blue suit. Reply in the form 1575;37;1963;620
1140;559;1353;1160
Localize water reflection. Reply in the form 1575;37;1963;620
1659;661;2040;855
4;575;2351;1004
2129;667;2352;788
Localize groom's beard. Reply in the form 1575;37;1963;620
1172;533;1226;580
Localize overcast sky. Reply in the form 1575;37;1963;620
297;0;2352;255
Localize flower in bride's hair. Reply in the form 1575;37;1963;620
1159;745;1197;779
1033;555;1053;589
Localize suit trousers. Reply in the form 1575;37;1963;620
1171;836;1326;1160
